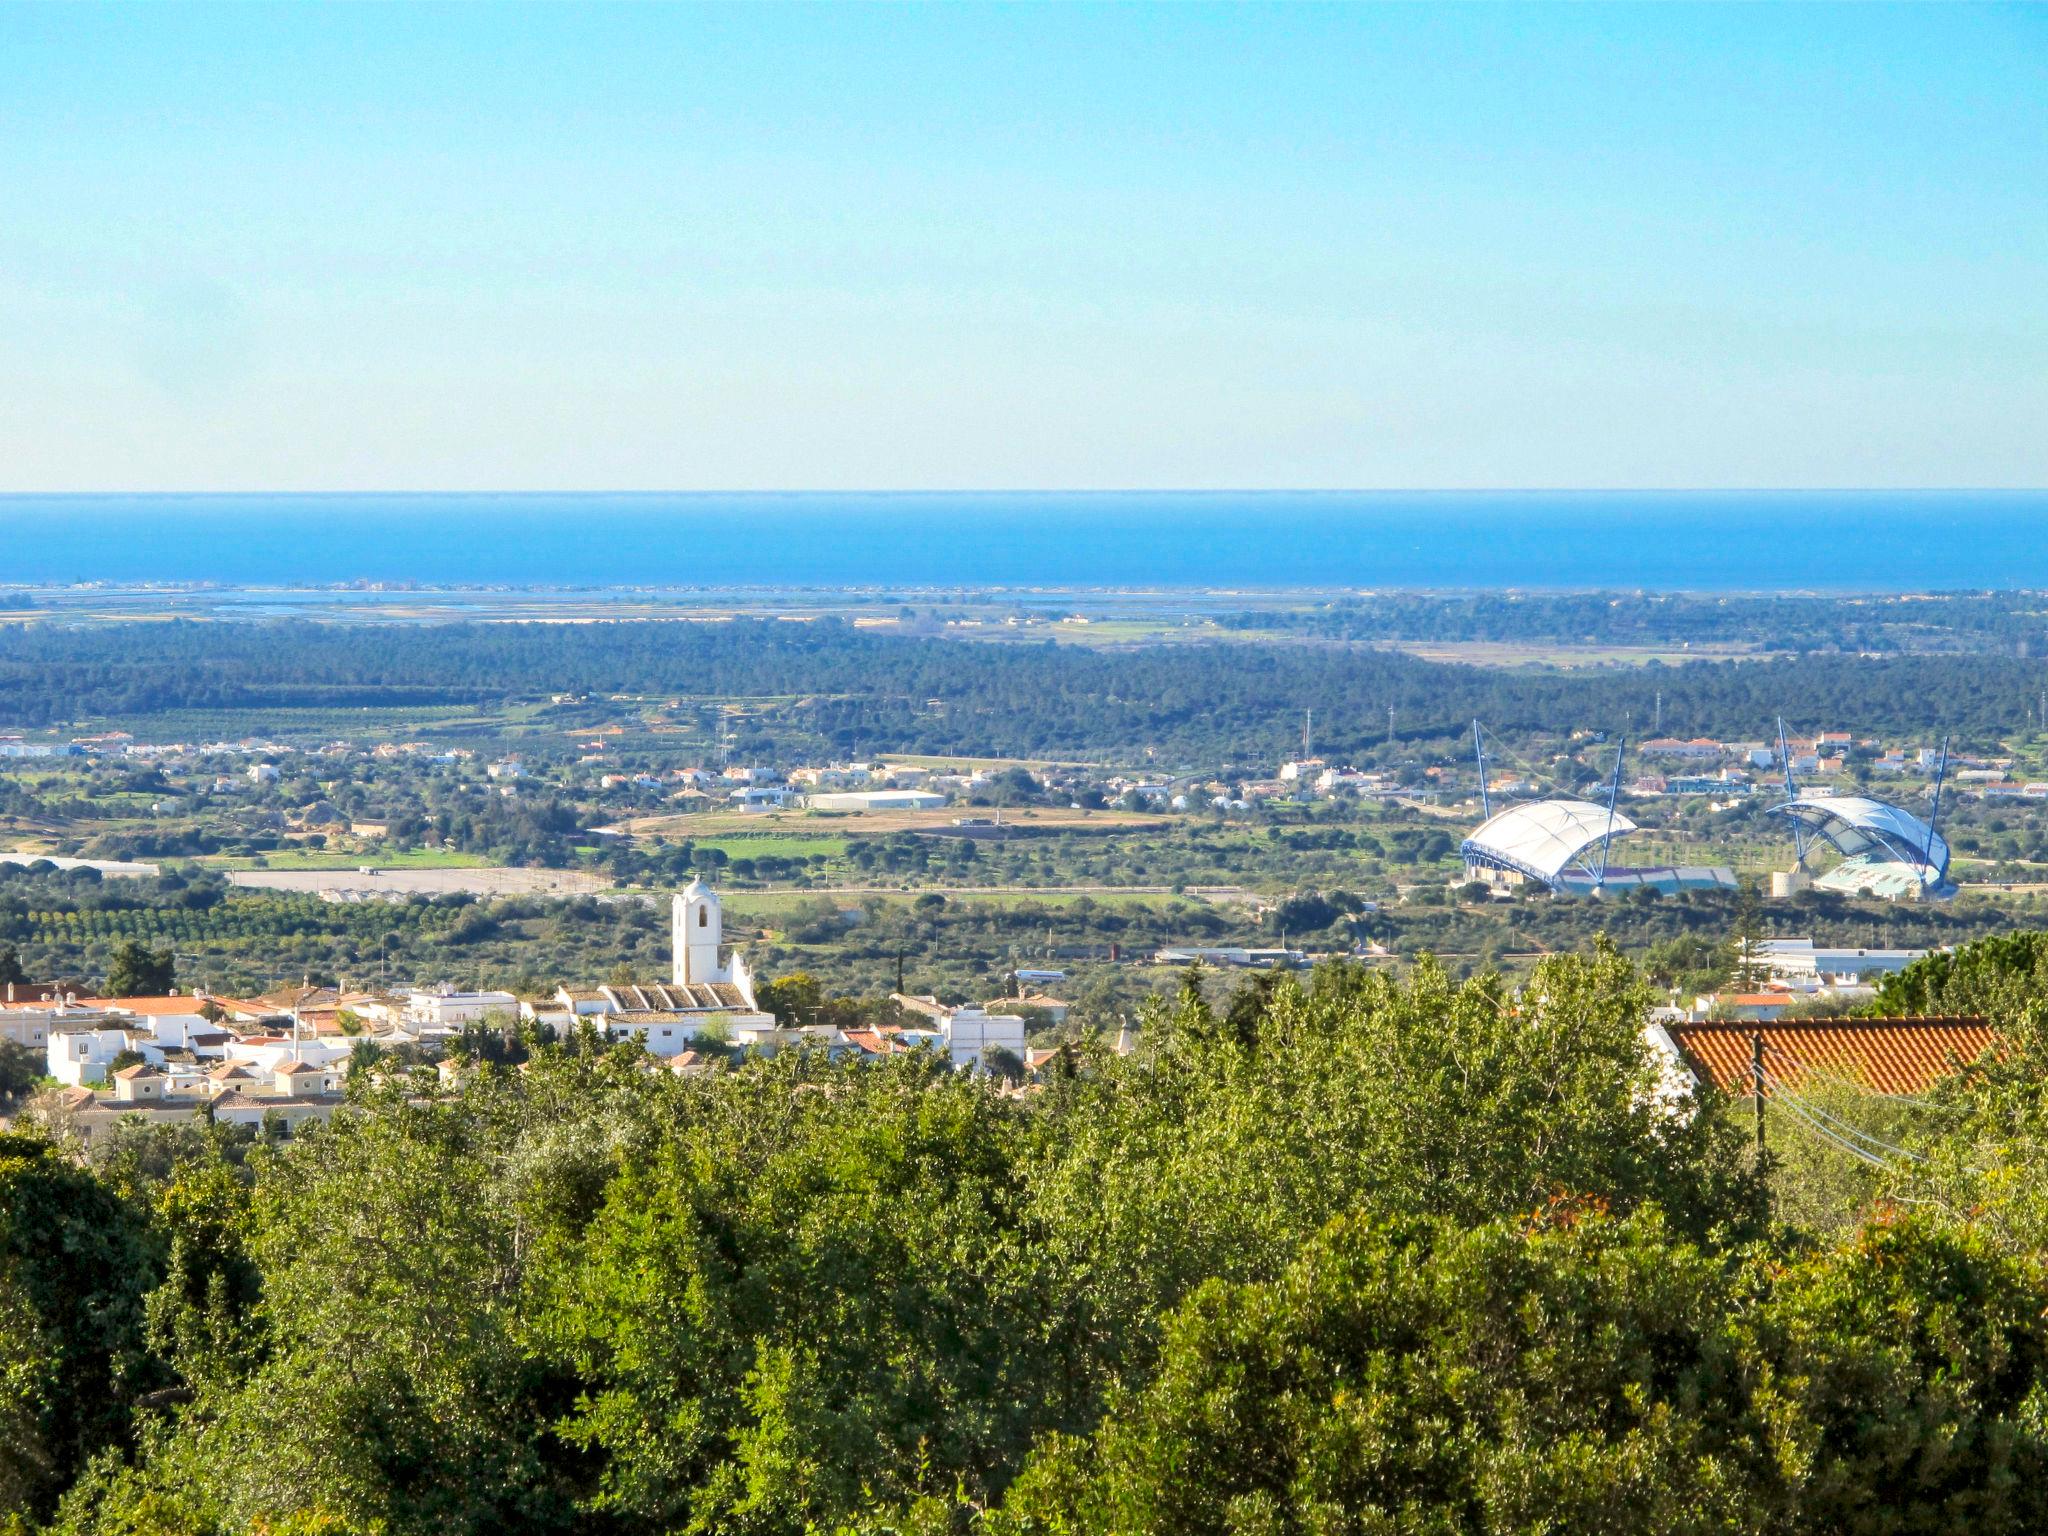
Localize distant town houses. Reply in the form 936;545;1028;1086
0;875;1079;1150
522;878;1047;1073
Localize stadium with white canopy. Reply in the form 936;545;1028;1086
1458;724;1738;896
1765;722;1956;902
1459;798;1738;896
1768;795;1954;901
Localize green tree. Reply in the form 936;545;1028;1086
547;1052;1048;1531
1871;931;2048;1020
0;1041;41;1114
0;1132;163;1520
759;970;825;1027
105;941;175;998
1729;884;1768;989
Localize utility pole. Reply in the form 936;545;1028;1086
1653;690;1662;733
1386;704;1395;747
1751;1032;1767;1158
1302;708;1312;762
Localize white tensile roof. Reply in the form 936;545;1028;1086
1460;799;1638;885
1770;795;1950;883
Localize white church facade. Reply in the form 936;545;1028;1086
545;878;777;1056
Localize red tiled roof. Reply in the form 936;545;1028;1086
76;996;215;1017
1665;1017;1999;1097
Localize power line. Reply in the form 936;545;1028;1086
1765;1041;1968;1119
1760;1066;1926;1164
1769;1092;1898;1169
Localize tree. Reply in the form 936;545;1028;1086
0;942;25;987
759;970;826;1026
1870;931;2048;1020
0;1133;163;1520
0;1040;41;1114
982;1044;1026;1085
105;941;174;998
992;1209;2048;1536
1729;883;1768;988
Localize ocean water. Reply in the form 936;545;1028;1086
3;491;2046;591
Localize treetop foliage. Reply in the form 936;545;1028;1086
5;939;2048;1534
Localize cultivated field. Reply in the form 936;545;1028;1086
226;865;613;897
623;805;1172;837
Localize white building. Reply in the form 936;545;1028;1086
47;1023;151;1087
730;786;797;811
890;993;1029;1073
1755;938;1929;982
222;1033;355;1073
402;987;520;1030
938;1008;1029;1073
804;789;947;812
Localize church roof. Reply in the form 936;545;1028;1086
603;982;751;1012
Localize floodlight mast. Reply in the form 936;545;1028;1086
1922;735;1951;881
1777;716;1807;866
1473;720;1490;820
1595;733;1626;887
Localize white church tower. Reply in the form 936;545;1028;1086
672;876;730;987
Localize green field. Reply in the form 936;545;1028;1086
202;847;489;871
689;834;848;858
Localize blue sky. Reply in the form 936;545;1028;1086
0;3;2041;491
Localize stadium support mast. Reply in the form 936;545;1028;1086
1473;720;1490;820
1777;716;1808;867
1595;733;1627;887
1923;735;1951;880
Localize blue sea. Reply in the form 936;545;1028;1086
3;491;2046;591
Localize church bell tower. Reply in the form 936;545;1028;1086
673;876;723;986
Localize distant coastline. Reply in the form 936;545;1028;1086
5;490;2047;591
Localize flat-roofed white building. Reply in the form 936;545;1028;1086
403;987;520;1029
804;790;947;812
1757;937;1930;981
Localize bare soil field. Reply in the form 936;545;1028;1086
1374;640;1770;669
226;866;613;897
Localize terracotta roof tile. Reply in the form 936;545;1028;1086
1666;1016;1999;1097
77;996;215;1017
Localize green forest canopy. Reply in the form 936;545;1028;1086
3;619;2047;759
8;936;2048;1533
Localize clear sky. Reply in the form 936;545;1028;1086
1;2;2041;492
